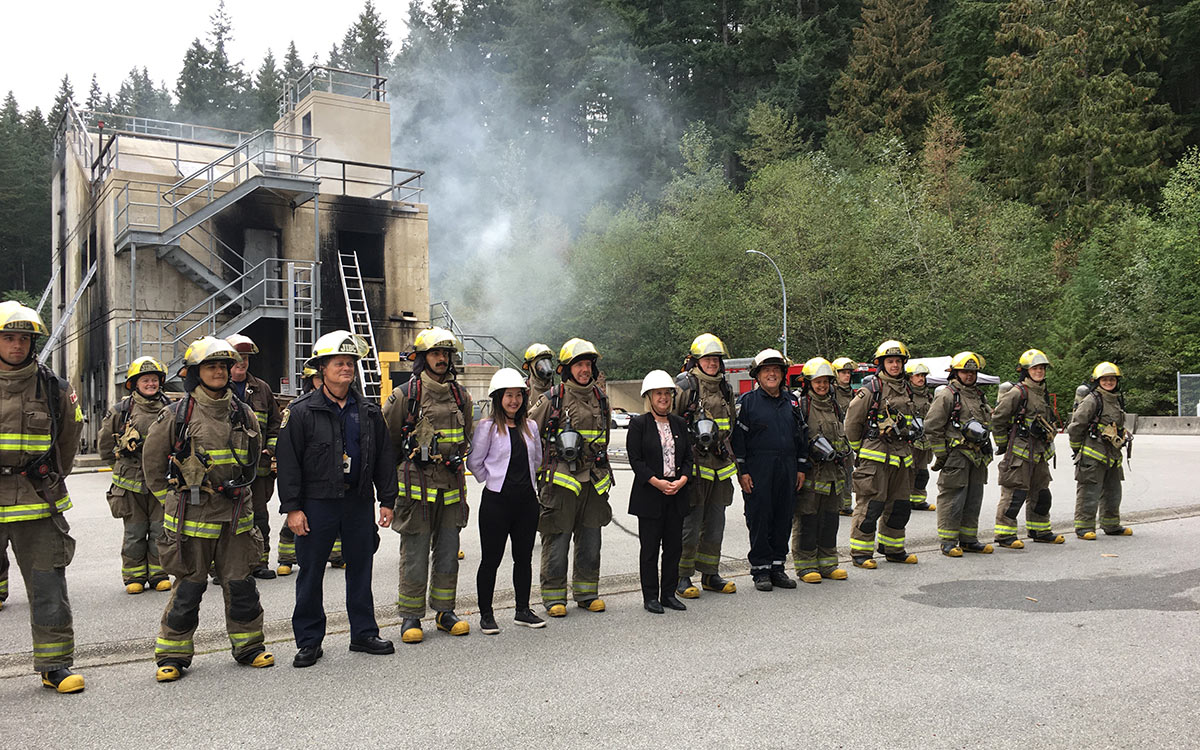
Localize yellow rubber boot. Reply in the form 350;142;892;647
676;577;700;599
1104;527;1133;536
801;571;822;584
155;664;183;682
852;557;877;569
154;579;172;591
547;604;567;618
276;564;293;576
436;611;470;635
1078;531;1097;540
401;618;424;643
457;550;465;560
996;537;1025;549
125;582;144;594
822;568;848;580
41;669;85;693
249;652;275;668
580;598;606;612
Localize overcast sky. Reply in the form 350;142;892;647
1;0;409;113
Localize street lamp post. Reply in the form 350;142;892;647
745;250;787;359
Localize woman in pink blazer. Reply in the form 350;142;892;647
467;368;544;635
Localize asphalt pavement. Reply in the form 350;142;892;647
1;433;1198;748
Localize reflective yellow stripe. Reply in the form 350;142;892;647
163;513;223;539
858;449;913;468
1026;520;1052;531
254;411;268;425
229;631;262;646
849;537;875;552
155;638;194;655
152;487;169;502
593;472;612;495
205;448;252;465
111;474;145;493
715;462;738;480
696;465;717;481
848;439;862;452
436;428;465;444
877;533;905;549
994;524;1019;535
0;432;52;451
397;483;461;504
714;418;731;430
549;472;581;495
33;640;74;657
0;494;72;523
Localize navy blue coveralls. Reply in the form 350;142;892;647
276;387;397;648
732;387;811;575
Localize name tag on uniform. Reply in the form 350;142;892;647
343;453;352;474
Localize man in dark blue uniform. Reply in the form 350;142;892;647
732;349;810;591
276;331;399;667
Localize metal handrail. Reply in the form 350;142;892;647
279;65;387;116
166;130;319;203
165;258;315;344
77;109;249;145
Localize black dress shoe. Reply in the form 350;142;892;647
251;566;276;580
769;570;797;589
293;645;323;668
644;599;664;614
661;595;687;611
349;635;395;655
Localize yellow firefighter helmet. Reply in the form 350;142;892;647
1018;349;1051;369
0;301;48;337
689;333;729;359
557;338;601;373
183;336;241;367
1092;361;1122;380
831;357;856;372
948;351;985;372
873;340;910;364
409;327;462;361
125;356;168;390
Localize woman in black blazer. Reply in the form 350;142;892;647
627;370;693;614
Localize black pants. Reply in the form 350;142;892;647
744;453;798;572
637;502;684;602
292;496;379;648
476;485;538;615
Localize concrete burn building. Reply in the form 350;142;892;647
49;66;430;449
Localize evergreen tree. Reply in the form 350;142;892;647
986;0;1180;234
49;76;75;132
114;68;172;119
252;49;283;128
1154;0;1200;151
739;100;806;172
828;0;944;150
176;38;214;116
338;2;393;76
282;41;306;84
85;74;104;111
935;0;1002;144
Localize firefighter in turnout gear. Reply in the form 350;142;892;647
1068;362;1132;539
925;352;994;556
99;356;171;593
845;340;921;568
528;338;614;616
672;334;738;598
992;349;1064;547
523;343;555;396
906;361;936;512
0;302;85;693
226;334;282;580
143;336;273;681
383;327;474;642
790;358;849;583
831;357;856;516
731;349;809;591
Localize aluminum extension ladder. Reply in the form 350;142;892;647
336;251;382;400
39;260;97;365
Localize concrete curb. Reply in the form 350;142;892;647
3;502;1197;678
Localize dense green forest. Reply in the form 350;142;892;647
1;0;1198;413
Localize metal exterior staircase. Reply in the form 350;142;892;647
429;301;522;370
113;130;319;254
337;252;383;399
154;258;317;394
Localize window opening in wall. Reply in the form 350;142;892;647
301;113;312;137
339;231;385;278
